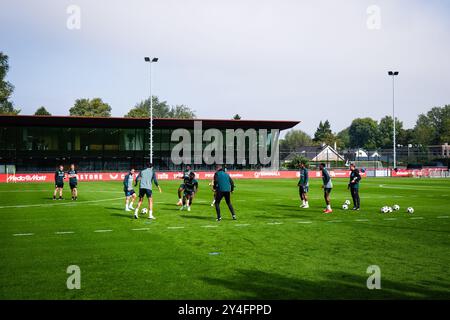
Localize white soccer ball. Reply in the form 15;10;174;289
344;200;351;205
380;206;389;214
407;207;414;214
141;208;148;214
342;204;349;210
387;207;393;213
393;204;400;211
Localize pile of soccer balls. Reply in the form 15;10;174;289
380;205;414;214
341;200;351;210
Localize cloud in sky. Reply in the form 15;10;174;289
1;0;449;134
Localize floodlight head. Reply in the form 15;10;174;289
144;57;150;62
388;71;393;76
393;71;399;75
388;71;399;76
152;57;159;62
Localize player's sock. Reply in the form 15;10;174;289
129;203;134;210
149;210;154;219
327;205;331;210
134;208;139;218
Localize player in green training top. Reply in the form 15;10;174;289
53;164;65;200
348;163;362;210
297;161;309;208
177;165;192;206
180;172;199;212
67;163;78;200
319;163;333;213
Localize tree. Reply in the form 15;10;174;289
283;155;309;170
279;129;313;153
0;52;20;115
348;118;379;149
34;106;51;116
378;116;404;148
69;98;111;117
336;127;350;149
170;104;196;119
413;105;450;145
233;114;241;120
125;96;196;119
313;120;336;145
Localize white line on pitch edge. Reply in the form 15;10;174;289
94;229;113;233
384;218;397;221
410;217;424;220
55;231;74;234
437;216;449;218
355;219;369;222
13;233;34;236
201;225;218;228
131;228;149;231
167;226;185;229
327;220;342;223
267;222;283;225
297;221;312;224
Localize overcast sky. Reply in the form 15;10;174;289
1;0;449;135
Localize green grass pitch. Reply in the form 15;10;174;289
0;177;449;299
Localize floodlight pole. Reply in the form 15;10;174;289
145;57;158;164
388;71;399;170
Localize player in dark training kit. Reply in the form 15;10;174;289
319;163;333;213
177;165;192;206
348;163;362;210
53;164;65;200
67;164;78;200
298;161;309;208
180;172;198;212
213;165;236;221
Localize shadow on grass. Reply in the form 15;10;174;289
201;269;450;299
179;214;212;220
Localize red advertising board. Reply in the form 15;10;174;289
0;170;364;183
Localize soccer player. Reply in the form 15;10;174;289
53;164;65;200
348;163;362;210
123;168;137;211
177;165;192;206
67;164;78;200
208;179;216;207
134;163;162;219
213;164;236;221
180;172;198;212
319;163;333;213
298;161;309;208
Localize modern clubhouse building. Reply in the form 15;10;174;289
0;115;298;173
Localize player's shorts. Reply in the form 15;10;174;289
184;190;195;197
124;189;135;197
179;183;185;189
324;188;332;194
55;182;64;188
70;183;77;190
139;188;153;198
299;185;309;194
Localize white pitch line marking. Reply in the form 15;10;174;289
131;228;150;231
94;229;113;233
13;233;34;236
201;225;218;228
410;217;424;220
297;221;312;224
383;218;397;221
267;222;283;225
437;216;449;219
355;219;369;222
327;220;342;223
55;231;75;235
167;226;185;229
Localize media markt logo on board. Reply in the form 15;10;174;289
7;174;47;182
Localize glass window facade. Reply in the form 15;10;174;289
0;122;283;172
